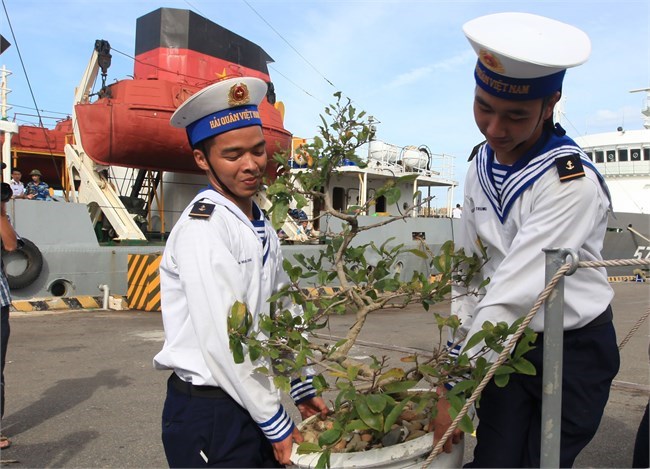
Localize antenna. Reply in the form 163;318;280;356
629;87;650;129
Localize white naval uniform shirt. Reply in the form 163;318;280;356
451;132;613;359
154;188;304;442
10;180;24;197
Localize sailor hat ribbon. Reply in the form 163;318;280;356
463;12;591;100
170;76;268;146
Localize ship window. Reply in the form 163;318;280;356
630;149;641;160
618;149;628;162
376;195;386;213
644;148;650;160
595;151;604;163
332;187;345;211
585;151;593;161
606;150;616;162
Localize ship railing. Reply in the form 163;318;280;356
595;159;650;176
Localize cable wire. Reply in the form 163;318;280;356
241;0;336;89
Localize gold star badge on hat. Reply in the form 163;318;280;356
479;50;505;73
228;83;251;107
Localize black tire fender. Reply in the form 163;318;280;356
2;237;44;289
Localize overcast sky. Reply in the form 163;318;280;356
1;0;648;204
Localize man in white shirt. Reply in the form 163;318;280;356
154;76;327;468
9;170;24;199
451;204;462;218
432;13;619;467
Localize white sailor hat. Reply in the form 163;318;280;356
170;76;268;146
463;12;591;100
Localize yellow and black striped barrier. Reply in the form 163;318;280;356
608;275;644;283
127;253;162;312
10;295;127;312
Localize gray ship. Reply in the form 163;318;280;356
572;88;650;277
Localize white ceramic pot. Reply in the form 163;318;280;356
289;414;464;469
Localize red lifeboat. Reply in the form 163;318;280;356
73;7;292;178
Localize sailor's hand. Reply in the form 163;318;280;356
429;394;464;453
297;396;329;420
272;426;302;466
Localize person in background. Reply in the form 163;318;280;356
432;13;619;467
24;170;50;201
451;203;462;218
154;76;328;467
0;162;18;450
9;170;24;199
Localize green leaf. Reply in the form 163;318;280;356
494;373;510;388
479;278;491;289
511;358;537;376
382;380;418;394
228;301;247;331
273;375;290;392
347;366;360;382
375;278;400;292
229;337;244;364
463;330;489;353
312;374;328;392
493;364;515;376
248;344;261;362
297;442;322;454
345;419;370;432
513;336;537;359
333;339;348;349
447;379;476;397
318;428;343;447
417;364;441;378
316;450;330;469
383;399;410;433
271;201;288;229
458;413;475;434
385;187;401;204
356;397;384;431
378;368;406;383
295;193;309;208
366;394;388;413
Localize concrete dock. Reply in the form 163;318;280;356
0;282;647;468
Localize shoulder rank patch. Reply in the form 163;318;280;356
189;201;215;219
555;154;585;182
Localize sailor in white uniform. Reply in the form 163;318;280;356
154;76;328;468
432;13;620;467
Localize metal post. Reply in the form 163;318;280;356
541;247;579;468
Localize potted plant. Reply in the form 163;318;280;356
228;93;537;468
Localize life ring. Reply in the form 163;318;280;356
2;237;43;289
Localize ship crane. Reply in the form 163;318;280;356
65;40;147;241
